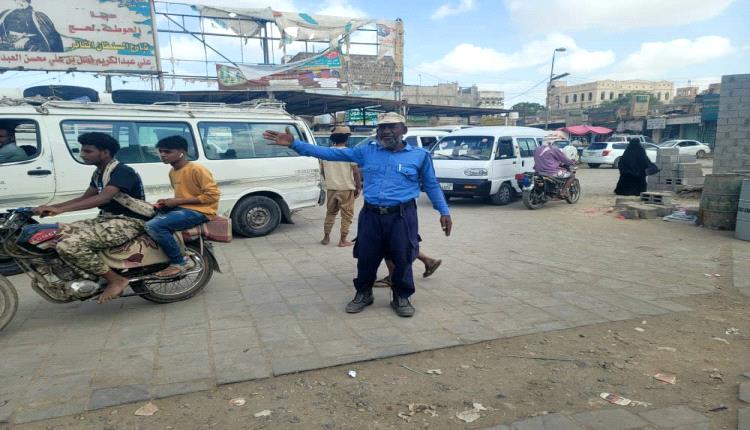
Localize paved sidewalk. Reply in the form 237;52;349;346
486;405;710;429
0;169;735;424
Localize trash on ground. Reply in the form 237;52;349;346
426;369;443;375
348;370;357;378
641;320;647;325
629;400;652;408
401;403;437;418
634;327;646;332
709;371;724;381
600;393;631;406
472;402;488;411
662;210;698;224
654;373;677;384
708;405;728;412
455;409;481;423
725;327;740;335
229;398;246;406
657;346;677;352
712;337;730;344
134;402;159;417
254;409;272;418
715;273;721;277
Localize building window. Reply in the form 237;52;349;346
656;93;661;100
588;92;593;101
664;92;669;100
565;95;569;104
609;92;614;100
581;93;585;102
618;93;623;98
601;92;605;100
573;94;577;102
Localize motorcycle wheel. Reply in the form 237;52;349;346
522;188;546;210
0;276;19;331
131;242;214;304
565;179;581;204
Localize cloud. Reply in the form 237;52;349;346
316;0;368;18
419;33;614;78
431;0;475;20
618;36;733;78
505;0;734;31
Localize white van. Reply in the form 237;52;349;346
0;100;323;238
404;128;451;150
431;126;549;205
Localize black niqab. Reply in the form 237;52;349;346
618;140;650;177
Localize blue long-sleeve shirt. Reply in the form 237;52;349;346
291;139;450;216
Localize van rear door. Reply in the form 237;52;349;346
0;119;55;209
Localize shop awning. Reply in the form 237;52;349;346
560;125;613;136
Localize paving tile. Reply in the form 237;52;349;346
154;350;212;384
741;382;750;403
739;408;750;430
511;412;584;429
88;384;150;410
13;396;88;424
151;380;214;399
23;373;92;405
638;405;709;428
572;409;649;430
214;351;271;385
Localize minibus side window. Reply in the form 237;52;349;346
197;122;303;160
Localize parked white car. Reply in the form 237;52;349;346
581;141;657;168
554;140;579;162
657;140;711;158
403;128;451;149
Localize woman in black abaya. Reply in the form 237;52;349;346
614;138;650;196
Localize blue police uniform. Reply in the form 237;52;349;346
290;139;450;298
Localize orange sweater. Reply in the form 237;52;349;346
170;162;220;218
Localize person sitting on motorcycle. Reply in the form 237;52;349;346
33;132;154;304
147;136;220;278
533;132;576;197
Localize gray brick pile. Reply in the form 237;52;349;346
648;147;705;191
713;73;750;175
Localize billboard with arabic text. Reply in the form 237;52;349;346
0;0;157;73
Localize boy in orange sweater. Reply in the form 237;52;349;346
147;135;220;277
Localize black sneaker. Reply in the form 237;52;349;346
345;290;374;313
390;296;415;317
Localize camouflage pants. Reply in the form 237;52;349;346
56;215;146;276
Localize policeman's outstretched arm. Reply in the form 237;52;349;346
263;128;362;164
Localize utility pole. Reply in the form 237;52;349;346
545;47;566;129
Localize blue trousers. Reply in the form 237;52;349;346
353;201;419;298
145;208;208;265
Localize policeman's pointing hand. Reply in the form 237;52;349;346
263;127;295;147
440;215;452;237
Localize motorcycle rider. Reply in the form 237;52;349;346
533;132;576;197
33;132;153;304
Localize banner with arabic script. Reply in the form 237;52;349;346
0;0;157;73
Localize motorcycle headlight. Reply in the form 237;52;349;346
464;168;488;176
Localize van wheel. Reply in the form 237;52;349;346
696;150;706;159
232;196;282;237
588;163;600;169
613;157;621;169
489;182;512;206
0;257;22;276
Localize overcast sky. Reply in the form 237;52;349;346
2;0;747;105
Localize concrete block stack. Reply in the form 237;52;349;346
648;147;705;192
615;193;676;220
713;74;750;175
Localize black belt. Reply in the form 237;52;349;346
364;200;415;215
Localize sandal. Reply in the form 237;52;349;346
422;259;442;278
373;276;392;288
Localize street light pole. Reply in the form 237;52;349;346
545;47;566;130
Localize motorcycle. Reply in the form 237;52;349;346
0;208;221;331
516;166;581;210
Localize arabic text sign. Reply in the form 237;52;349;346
0;0;157;72
218;50;343;90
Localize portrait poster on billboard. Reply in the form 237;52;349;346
0;0;157;73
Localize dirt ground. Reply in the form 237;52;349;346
12;279;749;430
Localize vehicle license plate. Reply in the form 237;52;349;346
440;182;453;191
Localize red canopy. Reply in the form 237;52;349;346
559;125;613;136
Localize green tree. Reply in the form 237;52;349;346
598;92;662;110
511;102;546;116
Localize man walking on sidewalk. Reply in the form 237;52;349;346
320;125;362;247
